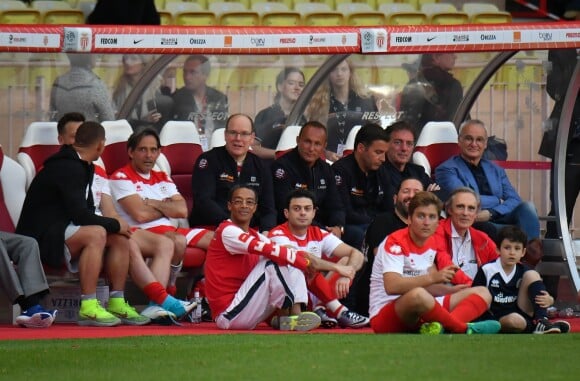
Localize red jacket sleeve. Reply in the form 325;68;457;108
246;235;310;271
435;251;473;286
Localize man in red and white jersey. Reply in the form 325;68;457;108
369;191;500;334
108;127;214;297
268;189;369;328
58;114;196;322
205;185;353;330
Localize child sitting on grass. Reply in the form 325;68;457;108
472;226;570;334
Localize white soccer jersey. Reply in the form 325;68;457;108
268;222;342;259
92;163;110;216
369;228;437;319
109;164;180;229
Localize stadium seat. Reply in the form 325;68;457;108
428;11;469;25
294;2;332;15
345;11;386;26
158;10;173;25
293;0;335;11
174;11;217;26
100;119;133;176
165;2;204;14
208;1;247;14
209;128;226;150
261;11;301;26
77;0;96;18
31;1;72;11
420;3;456;15
43;9;85;24
275;125;301;159
412;121;459;177
251;1;289;14
17;122;59;189
0;146;27;231
0;1;27;10
250;0;293;11
341;125;362;157
157;121;203;215
336;3;374;14
219;11;260;26
0;9;42;24
303;12;344;26
380;4;426;25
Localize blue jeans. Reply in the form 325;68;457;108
492;201;540;240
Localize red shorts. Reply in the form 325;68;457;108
370;295;452;334
146;225;208;247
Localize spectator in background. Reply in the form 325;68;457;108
190;114;277;232
50;53;115;123
254;67;307;157
172;55;229;150
306;58;378;160
112;54;173;132
0;231;56;328
87;0;160;25
435;119;541;242
399;53;463;136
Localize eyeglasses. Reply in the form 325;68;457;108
231;199;256;207
460;135;487;145
225;130;253;139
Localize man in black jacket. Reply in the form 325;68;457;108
189;114;276;232
271;121;345;237
16;122;136;327
332;123;392;249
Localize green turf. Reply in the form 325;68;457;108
1;333;578;380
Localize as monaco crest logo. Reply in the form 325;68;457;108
376;32;385;49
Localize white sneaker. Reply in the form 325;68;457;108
16;310;57;328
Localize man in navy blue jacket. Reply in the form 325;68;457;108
190;114;276;232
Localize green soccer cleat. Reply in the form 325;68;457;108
271;311;321;331
466;320;501;334
420;322;444;335
107;297;151;326
78;299;121;327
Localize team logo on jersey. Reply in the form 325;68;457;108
219;173;235;182
274;168;286;179
113;172;128;179
250;176;256;182
350;187;364;197
198;158;208;169
389;244;402;254
335;174;342;186
270;229;284;236
491;279;500;288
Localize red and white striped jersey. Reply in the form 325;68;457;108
109;164;179;229
92;163;109;216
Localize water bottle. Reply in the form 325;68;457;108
191;289;202;324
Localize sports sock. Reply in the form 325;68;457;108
168;261;183;287
421;303;467;333
143;282;169;305
308;272;336;304
528;280;549;320
109;290;124;299
81;293;97;301
450;293;489;322
327;301;344;317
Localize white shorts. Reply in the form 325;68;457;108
63;223;81;273
215;259;308;330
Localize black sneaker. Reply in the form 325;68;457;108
201;298;213;322
552;320;571;333
313;307;337;329
533;318;561;334
337;309;370;328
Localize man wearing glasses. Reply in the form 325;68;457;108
382;120;440;203
435;119;541;242
189;114;277;232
